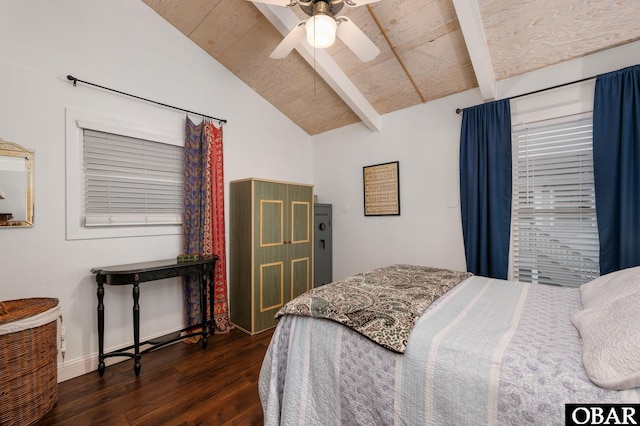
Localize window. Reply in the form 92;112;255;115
511;114;599;287
83;129;183;227
65;108;185;240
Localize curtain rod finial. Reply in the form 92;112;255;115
67;75;77;86
456;108;462;115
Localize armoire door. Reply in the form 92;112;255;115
253;180;287;332
288;184;313;299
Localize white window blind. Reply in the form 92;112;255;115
512;114;599;287
83;129;183;226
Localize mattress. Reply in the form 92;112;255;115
259;274;640;425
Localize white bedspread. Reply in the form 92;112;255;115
259;275;640;425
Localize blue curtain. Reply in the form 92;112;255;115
593;64;640;275
460;99;512;279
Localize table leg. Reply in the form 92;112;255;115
97;278;106;377
133;279;141;376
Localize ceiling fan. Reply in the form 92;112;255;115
250;0;381;62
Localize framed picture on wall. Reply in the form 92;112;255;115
363;161;400;216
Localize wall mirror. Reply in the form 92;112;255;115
0;138;34;227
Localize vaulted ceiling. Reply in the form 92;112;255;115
142;0;640;135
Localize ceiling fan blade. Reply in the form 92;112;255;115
336;17;380;62
343;0;382;7
270;21;307;59
248;0;294;6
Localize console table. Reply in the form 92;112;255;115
91;256;218;376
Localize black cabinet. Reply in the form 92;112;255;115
314;203;332;287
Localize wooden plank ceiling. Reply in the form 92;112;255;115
142;0;640;135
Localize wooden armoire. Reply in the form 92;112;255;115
229;178;313;334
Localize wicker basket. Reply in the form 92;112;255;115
0;298;60;426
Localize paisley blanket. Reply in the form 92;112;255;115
276;264;472;353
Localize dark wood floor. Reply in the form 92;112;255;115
38;328;275;426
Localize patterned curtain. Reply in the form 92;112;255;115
183;117;233;334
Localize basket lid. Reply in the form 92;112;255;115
0;298;59;326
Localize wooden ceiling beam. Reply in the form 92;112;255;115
252;2;382;132
452;0;497;101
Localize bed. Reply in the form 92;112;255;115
258;264;640;425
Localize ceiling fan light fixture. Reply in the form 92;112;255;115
305;14;337;48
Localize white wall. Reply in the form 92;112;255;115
312;89;481;280
0;0;311;381
312;40;640;281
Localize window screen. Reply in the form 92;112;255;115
83;129;183;226
512;115;599;287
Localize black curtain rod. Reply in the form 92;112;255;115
66;75;227;124
455;75;597;115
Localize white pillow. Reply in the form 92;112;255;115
571;290;640;390
580;266;640;309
